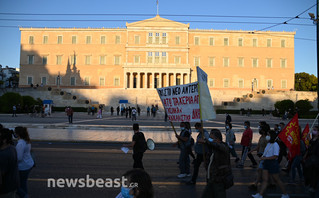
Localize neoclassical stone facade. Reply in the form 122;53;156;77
19;15;295;93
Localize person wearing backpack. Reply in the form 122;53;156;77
123;123;147;169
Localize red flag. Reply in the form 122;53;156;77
278;113;300;160
301;123;310;147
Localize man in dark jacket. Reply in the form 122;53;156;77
200;129;231;198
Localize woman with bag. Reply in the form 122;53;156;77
15;126;34;198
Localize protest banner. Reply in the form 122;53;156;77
157;82;200;122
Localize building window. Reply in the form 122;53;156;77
281;80;287;89
56;55;62;65
253;38;257;47
162;33;167;44
41;77;47;85
194;57;200;66
84;77;90;86
29;36;34;44
101;36;106;44
223;57;229;67
42;56;48;65
71;55;77;65
100;56;106;65
281;59;287;68
175;36;180;45
148;33;153;44
223;79;229;88
224;38;229;46
86;36;92;44
174;56;181;64
209;37;214;46
162;52;167;63
147;52;153;63
72;36;77;44
134;56;140;64
57;36;63;44
281;39;286;48
114;77;120;86
43;36;48;44
27;77;33;85
99;77;105;86
209;79;215;87
238;79;244;88
115;35;120;44
85;56;91;65
238;57;244;67
267;39;271;47
28;55;34;64
238;38;243;47
70;77;76;86
267;79;273;89
252;58;258;68
155;52;160;63
114;56;120;65
266;58;272;68
134;35;140;44
155;33;160;44
194;37;200;45
209;57;215;66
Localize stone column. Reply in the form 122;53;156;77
144;73;148;89
129;72;133;89
158;73;162;88
181;73;184;85
152;72;155;88
166;73;169;87
124;72;128;88
173;73;177;86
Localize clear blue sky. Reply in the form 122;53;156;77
0;0;317;76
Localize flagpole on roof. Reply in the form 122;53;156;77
156;0;159;16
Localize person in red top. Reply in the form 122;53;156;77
236;121;257;168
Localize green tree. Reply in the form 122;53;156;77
0;92;23;113
295;99;313;115
274;99;294;115
295;72;317;91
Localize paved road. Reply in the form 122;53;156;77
27;142;309;198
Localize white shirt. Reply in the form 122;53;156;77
16;139;34;170
263;142;280;158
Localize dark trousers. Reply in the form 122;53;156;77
201;180;226;198
241;146;257;165
133;152;144;169
18;168;32;198
68;115;73;123
192;154;204;182
12;110;17;117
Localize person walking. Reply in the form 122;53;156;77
0;128;19;197
123;123;147;169
200;129;232;198
116;106;120;116
66;106;74;124
187;122;209;185
15;126;35;198
131;107;137;121
175;122;191;178
225;123;239;163
110;106;114;116
252;130;289;198
12;105;17;117
237;121;257;168
147;106;150;117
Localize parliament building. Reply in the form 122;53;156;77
18;15;297;108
